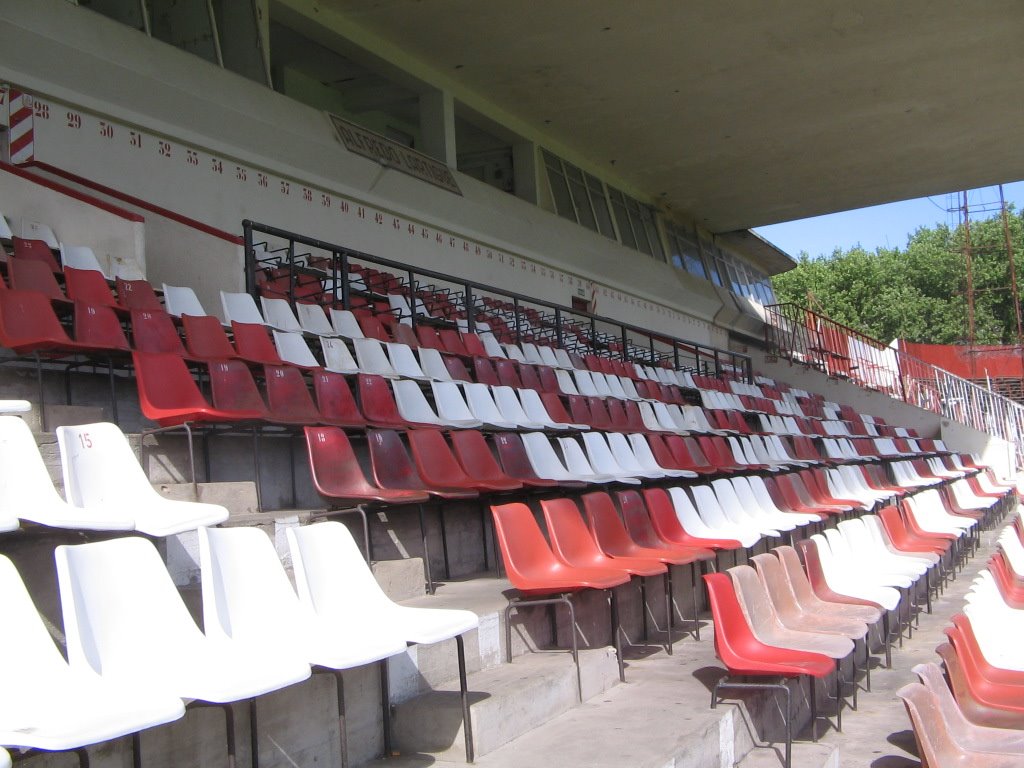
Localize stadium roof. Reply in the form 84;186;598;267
290;0;1024;233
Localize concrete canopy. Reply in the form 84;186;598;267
301;0;1024;233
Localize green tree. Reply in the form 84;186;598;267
772;208;1024;345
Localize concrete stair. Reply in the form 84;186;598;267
391;648;620;762
360;619;844;768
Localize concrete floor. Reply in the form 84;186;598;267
816;510;1013;768
369;506;1013;768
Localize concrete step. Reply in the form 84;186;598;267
737;742;838;768
390;647;620;762
157;481;259;517
362;620;845;768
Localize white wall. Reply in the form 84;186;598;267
0;164;144;275
0;0;729;346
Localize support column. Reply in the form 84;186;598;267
419;89;457;166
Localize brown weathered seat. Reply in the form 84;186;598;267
897;682;1023;767
775;545;882;625
936;643;1024;730
912;662;1024;754
750;553;868;639
728;565;854;659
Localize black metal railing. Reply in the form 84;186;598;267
242;219;752;381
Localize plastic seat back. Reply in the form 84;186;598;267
231;321;283;365
264;364;320;424
319;337;359;374
305;426;423;502
471;356;499;386
74;302;130;351
55;537;210;676
541;392;577;426
221;291;266;325
0;415;72;518
449;430;522;490
60;244;106;276
161;283;206;318
57;422;162;508
416;325;444;351
541;497;610;567
9;256;66;301
618;490;673;549
133;350;228;426
330;309;365;339
272;330;319;368
895;683;1017;768
357;373;407;427
492;432;559;487
0;553;90;687
116;278;162;310
64;267;116;307
259;296;303;332
312;370;365;427
491;502;568;587
131;308;186;355
12;236;60;272
182;313;237;360
387;341;427;378
208;359;271;417
581;491;643;555
199;526;308;644
367;429;429;493
495;359;524;389
296;302;336;336
408;428;480;491
287;521;398;620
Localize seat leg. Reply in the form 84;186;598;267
609;587;625;682
438;503;451;581
250;697;259;768
809;674;817;742
664;570;673;654
252;426;263;512
456;634;475;763
640;576;649;644
417;504;435;594
334;671;350;768
505;595;581;700
690;562;701;641
835;660;842;733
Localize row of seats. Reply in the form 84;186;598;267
0;416;226;535
0;521;478;764
701;481;1009;767
896;513;1024;765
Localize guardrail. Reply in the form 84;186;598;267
242;220;752;381
765;303;1024;465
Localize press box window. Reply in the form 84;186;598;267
542;151;616;239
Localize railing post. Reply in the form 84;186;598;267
287;239;297;306
555;308;564;349
513;297;522;344
243;220;256;298
465;284;475;334
339;250;350;309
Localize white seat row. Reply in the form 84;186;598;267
1;522;477;763
0;417;226;535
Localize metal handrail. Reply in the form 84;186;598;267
764;302;1024;466
242;219;753;381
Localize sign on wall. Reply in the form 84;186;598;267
328;113;461;196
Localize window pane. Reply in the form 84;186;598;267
149;0;219;65
564;165;597;232
82;0;146;30
543;152;577;222
700;239;723;286
586;173;616;239
609;189;637;250
642;212;664;261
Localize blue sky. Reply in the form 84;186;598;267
754;182;1024;260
